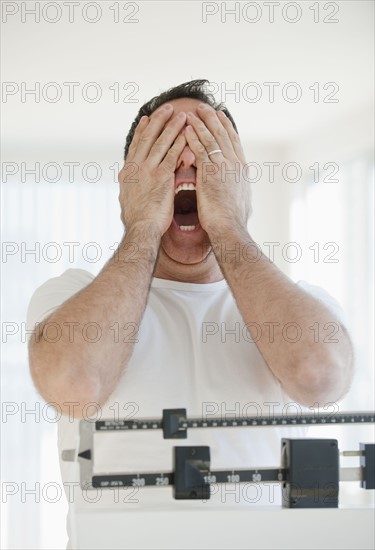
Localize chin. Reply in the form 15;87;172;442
160;225;212;265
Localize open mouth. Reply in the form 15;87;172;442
173;183;199;232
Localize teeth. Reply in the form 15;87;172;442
175;182;196;195
179;225;196;231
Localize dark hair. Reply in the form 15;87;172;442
123;79;238;160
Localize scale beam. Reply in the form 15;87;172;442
95;409;375;438
62;408;375;507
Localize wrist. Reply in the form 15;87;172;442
208;226;261;266
207;221;249;244
114;223;161;264
125;220;164;240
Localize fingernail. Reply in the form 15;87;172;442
163;103;172;110
198;103;209;110
177;112;186;119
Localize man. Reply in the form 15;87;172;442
27;80;353;540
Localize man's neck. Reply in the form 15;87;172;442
153;256;224;284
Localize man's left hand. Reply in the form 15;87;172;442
185;103;252;238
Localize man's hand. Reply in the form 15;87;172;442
185;103;251;238
119;104;187;236
184;105;353;407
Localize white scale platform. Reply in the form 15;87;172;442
69;505;374;549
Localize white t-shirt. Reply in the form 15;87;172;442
26;269;346;545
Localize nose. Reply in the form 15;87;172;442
176;144;196;170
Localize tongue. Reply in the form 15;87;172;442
174;212;199;226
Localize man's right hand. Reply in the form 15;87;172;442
29;105;188;419
119;104;187;236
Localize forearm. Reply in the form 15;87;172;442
210;226;354;406
29;223;161;417
28;106;187;419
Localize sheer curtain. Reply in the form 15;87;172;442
290;154;374;410
1;179;123;549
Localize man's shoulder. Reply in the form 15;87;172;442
26;269;95;337
296;279;347;327
38;268;95;290
28;267;95;304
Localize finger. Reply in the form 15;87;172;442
126;115;149;159
186;110;230;160
148;112;187;166
185;125;210;164
190;104;235;158
160;133;187;172
132;104;175;162
216;110;247;165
